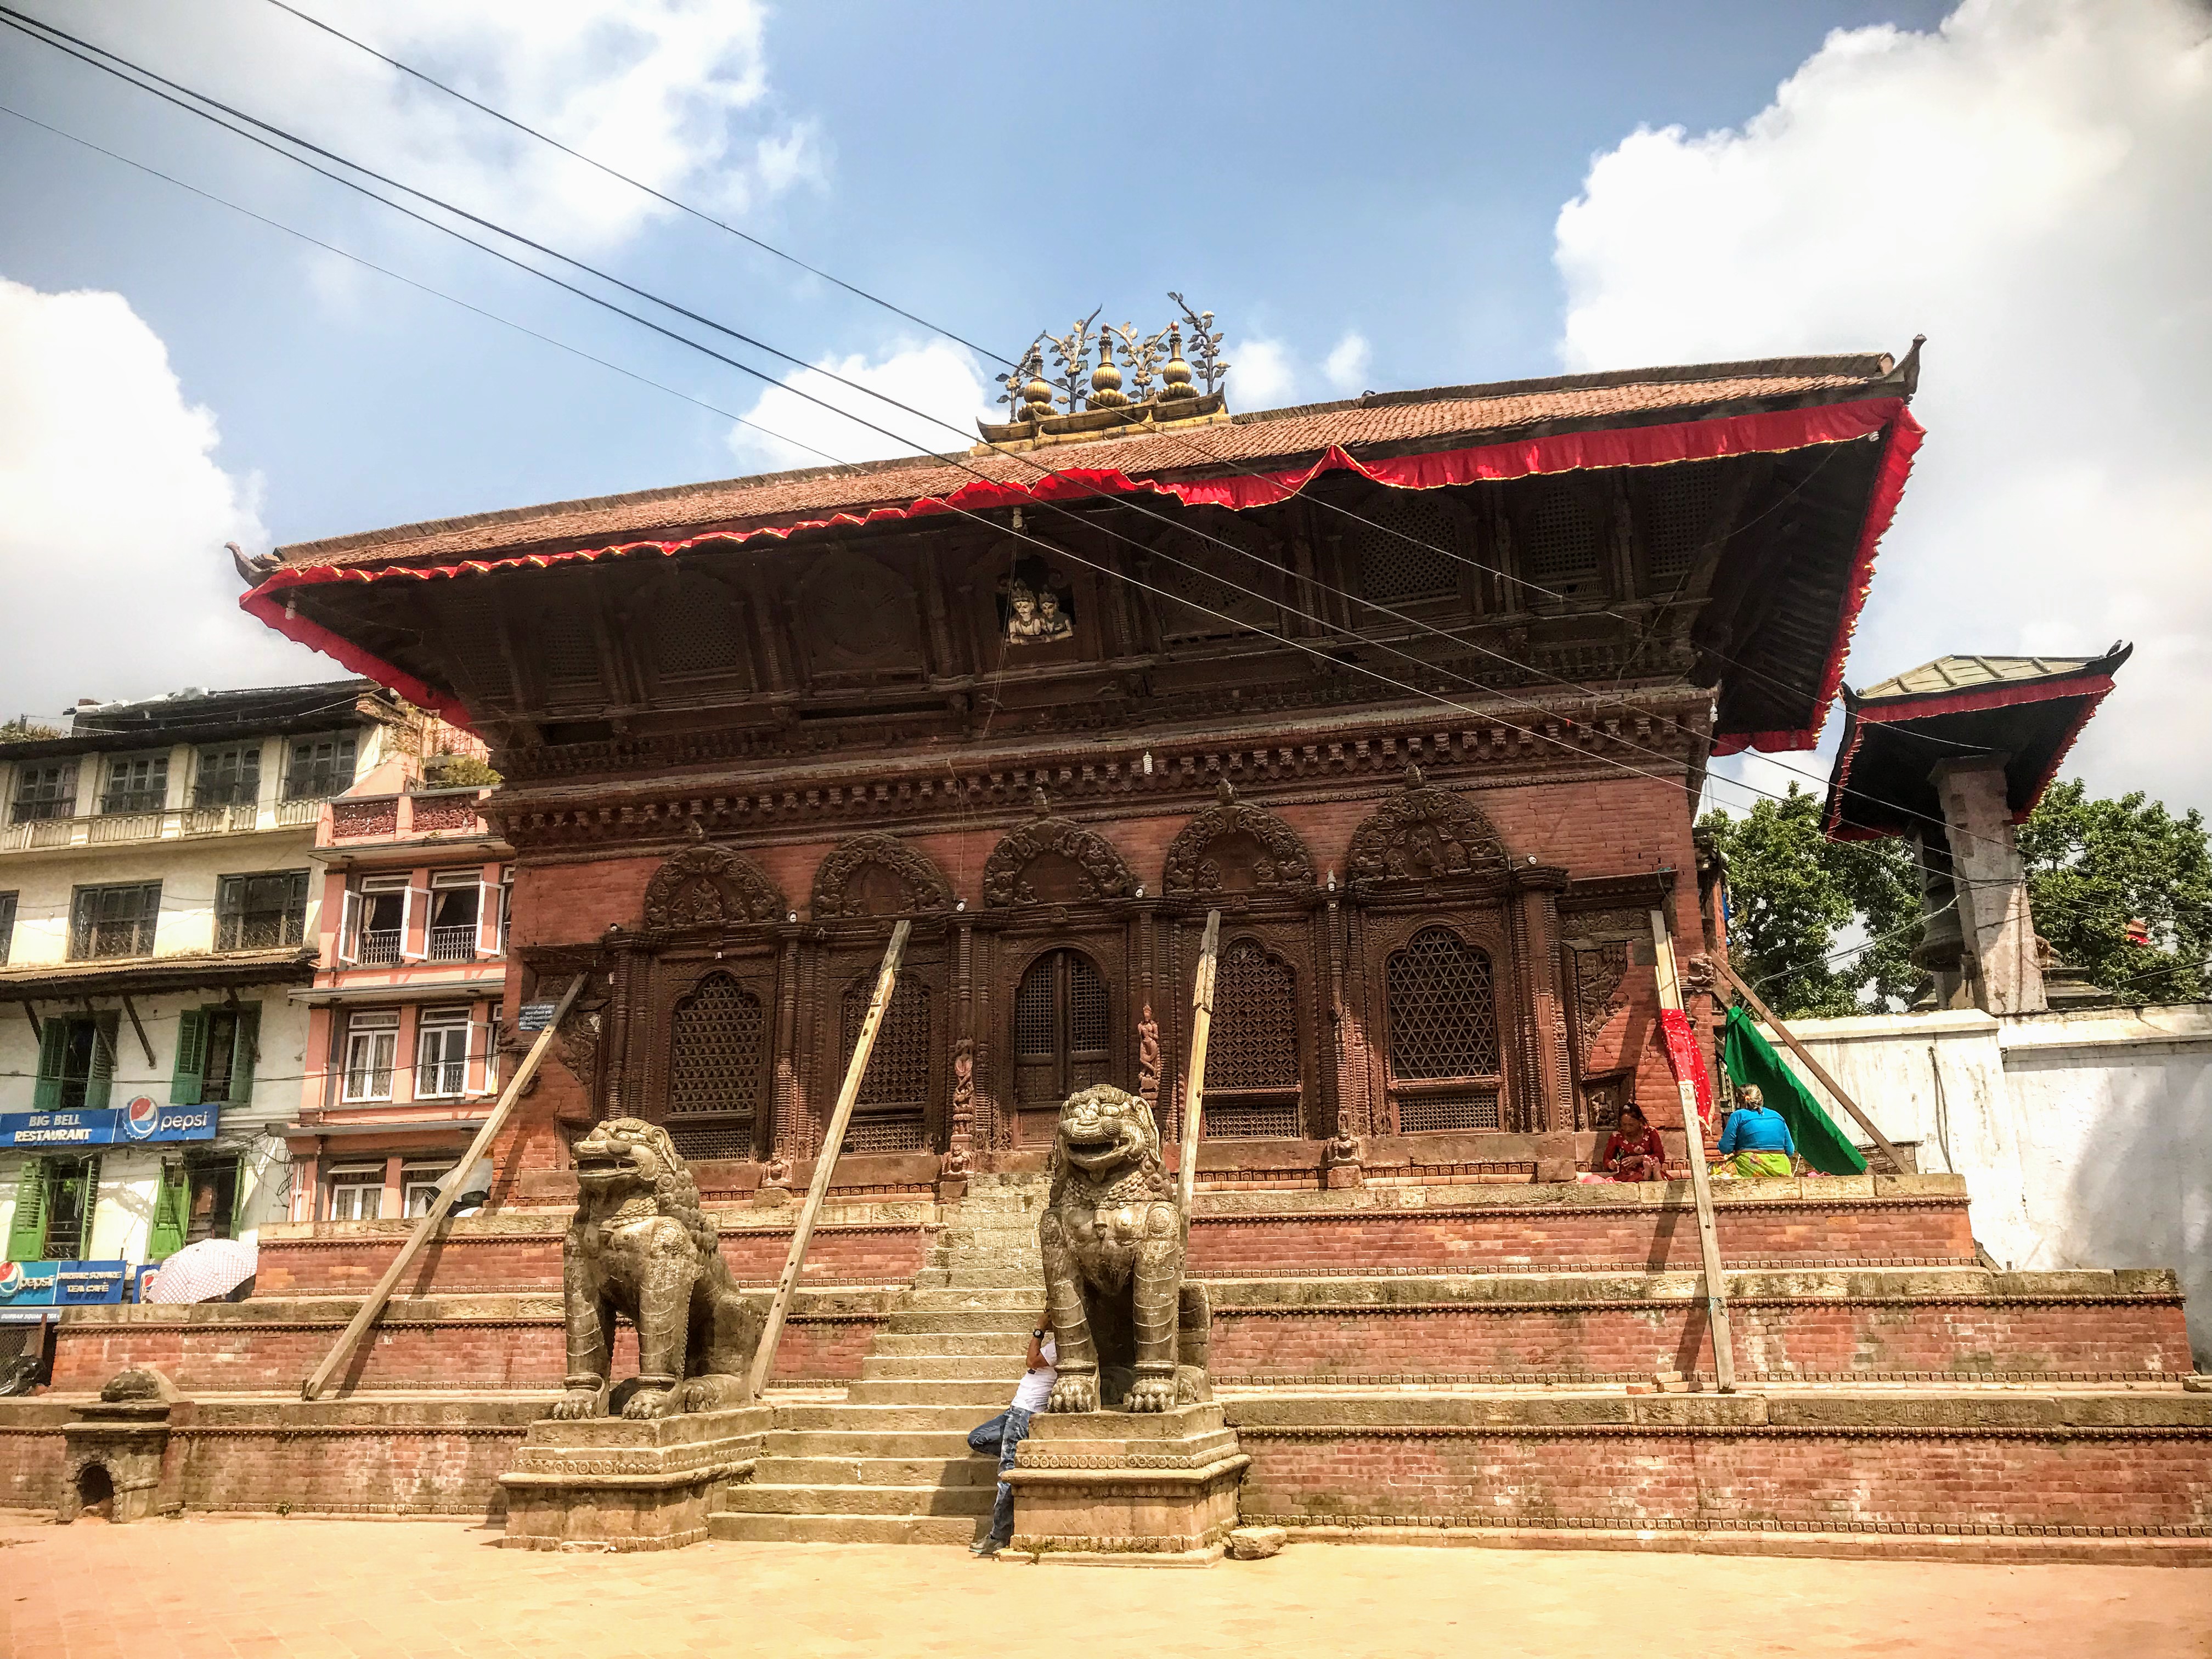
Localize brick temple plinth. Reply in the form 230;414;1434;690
1006;1403;1249;1565
498;1403;773;1552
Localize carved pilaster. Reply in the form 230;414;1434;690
770;935;801;1158
946;917;975;1175
1510;867;1573;1132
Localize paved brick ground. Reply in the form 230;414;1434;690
3;1518;2208;1659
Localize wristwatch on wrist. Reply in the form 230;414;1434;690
1032;1327;1047;1338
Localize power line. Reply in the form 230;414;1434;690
0;9;2081;868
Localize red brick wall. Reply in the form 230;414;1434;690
254;1222;930;1296
50;1312;881;1395
1188;1197;1977;1276
171;1423;524;1517
1209;1296;2196;1383
1235;1426;2212;1536
0;1402;72;1509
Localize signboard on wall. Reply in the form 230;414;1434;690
0;1096;217;1149
0;1259;130;1322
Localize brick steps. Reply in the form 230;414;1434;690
707;1513;978;1545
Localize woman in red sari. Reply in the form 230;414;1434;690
1595;1103;1666;1182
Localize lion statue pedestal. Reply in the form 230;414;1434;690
499;1119;772;1551
1006;1086;1248;1564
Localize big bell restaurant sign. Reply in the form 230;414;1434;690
0;1095;217;1149
0;1259;129;1323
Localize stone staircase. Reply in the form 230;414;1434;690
710;1172;1049;1544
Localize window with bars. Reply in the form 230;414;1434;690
426;873;481;962
326;1166;383;1221
194;743;262;809
651;577;748;682
667;973;764;1123
216;870;308;951
69;883;160;959
1521;478;1603;593
342;1009;399;1102
1012;949;1110;1107
1640;459;1726;586
1385;926;1505;1133
839;971;930;1153
1201;940;1300;1138
285;733;358;800
414;1008;473;1099
9;761;76;823
1353;494;1464;605
99;753;168;815
0;891;14;966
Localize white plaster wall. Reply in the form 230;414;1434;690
1774;1005;2212;1364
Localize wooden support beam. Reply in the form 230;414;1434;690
1709;955;1907;1173
20;1000;40;1043
1176;911;1222;1244
302;973;585;1401
1650;909;1735;1395
120;994;156;1069
747;920;910;1400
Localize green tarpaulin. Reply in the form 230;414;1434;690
1719;1003;1867;1176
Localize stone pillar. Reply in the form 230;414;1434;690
1931;758;2045;1015
1510;866;1575;1138
1908;826;1969;1010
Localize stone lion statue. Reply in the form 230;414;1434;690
551;1118;764;1421
1039;1085;1211;1413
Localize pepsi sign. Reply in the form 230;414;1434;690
0;1100;216;1148
0;1259;128;1319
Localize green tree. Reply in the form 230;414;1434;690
421;751;502;788
2020;781;2211;1003
1697;785;1918;1019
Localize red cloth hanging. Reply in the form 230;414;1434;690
1657;1007;1715;1126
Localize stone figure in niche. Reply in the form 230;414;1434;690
1039;1085;1211;1413
1136;1005;1161;1107
553;1119;764;1421
1000;558;1076;646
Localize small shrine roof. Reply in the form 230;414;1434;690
1825;645;2132;842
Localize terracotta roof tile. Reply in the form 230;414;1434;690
276;357;1892;570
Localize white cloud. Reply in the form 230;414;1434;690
1322;331;1372;395
1228;337;1298;409
0;280;322;716
78;0;814;251
727;340;994;473
1556;0;2212;812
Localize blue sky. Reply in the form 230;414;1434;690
1;0;2206;814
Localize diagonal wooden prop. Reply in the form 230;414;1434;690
747;919;910;1400
303;972;585;1401
1176;911;1222;1245
1650;909;1735;1394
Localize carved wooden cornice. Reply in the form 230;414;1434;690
810;831;957;919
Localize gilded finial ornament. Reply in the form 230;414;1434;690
977;295;1233;449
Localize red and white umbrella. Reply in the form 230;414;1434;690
144;1238;258;1304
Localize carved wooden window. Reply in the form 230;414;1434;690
439;590;516;711
1521;478;1602;593
1385;926;1505;1133
665;972;764;1161
1012;949;1110;1109
1353;493;1462;605
1201;940;1300;1139
839;971;930;1153
538;598;605;708
650;575;748;684
1639;459;1726;586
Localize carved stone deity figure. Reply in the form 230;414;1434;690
1135;1005;1161;1108
552;1118;764;1421
1038;1085;1211;1413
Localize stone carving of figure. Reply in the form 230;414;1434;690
1034;586;1074;642
1006;578;1044;643
1136;1004;1161;1106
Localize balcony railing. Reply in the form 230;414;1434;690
275;798;324;828
352;928;404;967
414;1060;469;1099
341;1068;394;1102
1;800;301;852
427;924;478;963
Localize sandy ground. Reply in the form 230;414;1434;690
3;1518;2208;1659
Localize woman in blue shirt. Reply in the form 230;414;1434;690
1714;1085;1797;1177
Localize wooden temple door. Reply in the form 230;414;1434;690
1010;947;1111;1144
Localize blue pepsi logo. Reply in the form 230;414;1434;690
0;1262;22;1299
123;1096;161;1140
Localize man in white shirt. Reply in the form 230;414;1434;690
967;1315;1057;1557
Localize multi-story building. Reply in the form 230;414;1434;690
284;769;511;1223
0;682;462;1325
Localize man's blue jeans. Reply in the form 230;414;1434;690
968;1407;1033;1545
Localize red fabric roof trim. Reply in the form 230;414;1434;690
244;396;1913;744
1709;403;1925;759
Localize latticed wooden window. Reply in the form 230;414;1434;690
1641;459;1725;585
1522;478;1602;590
1012;949;1110;1109
839;971;930;1153
538;602;603;703
1201;940;1300;1139
665;973;764;1162
1354;493;1463;605
652;577;747;681
1386;926;1505;1132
